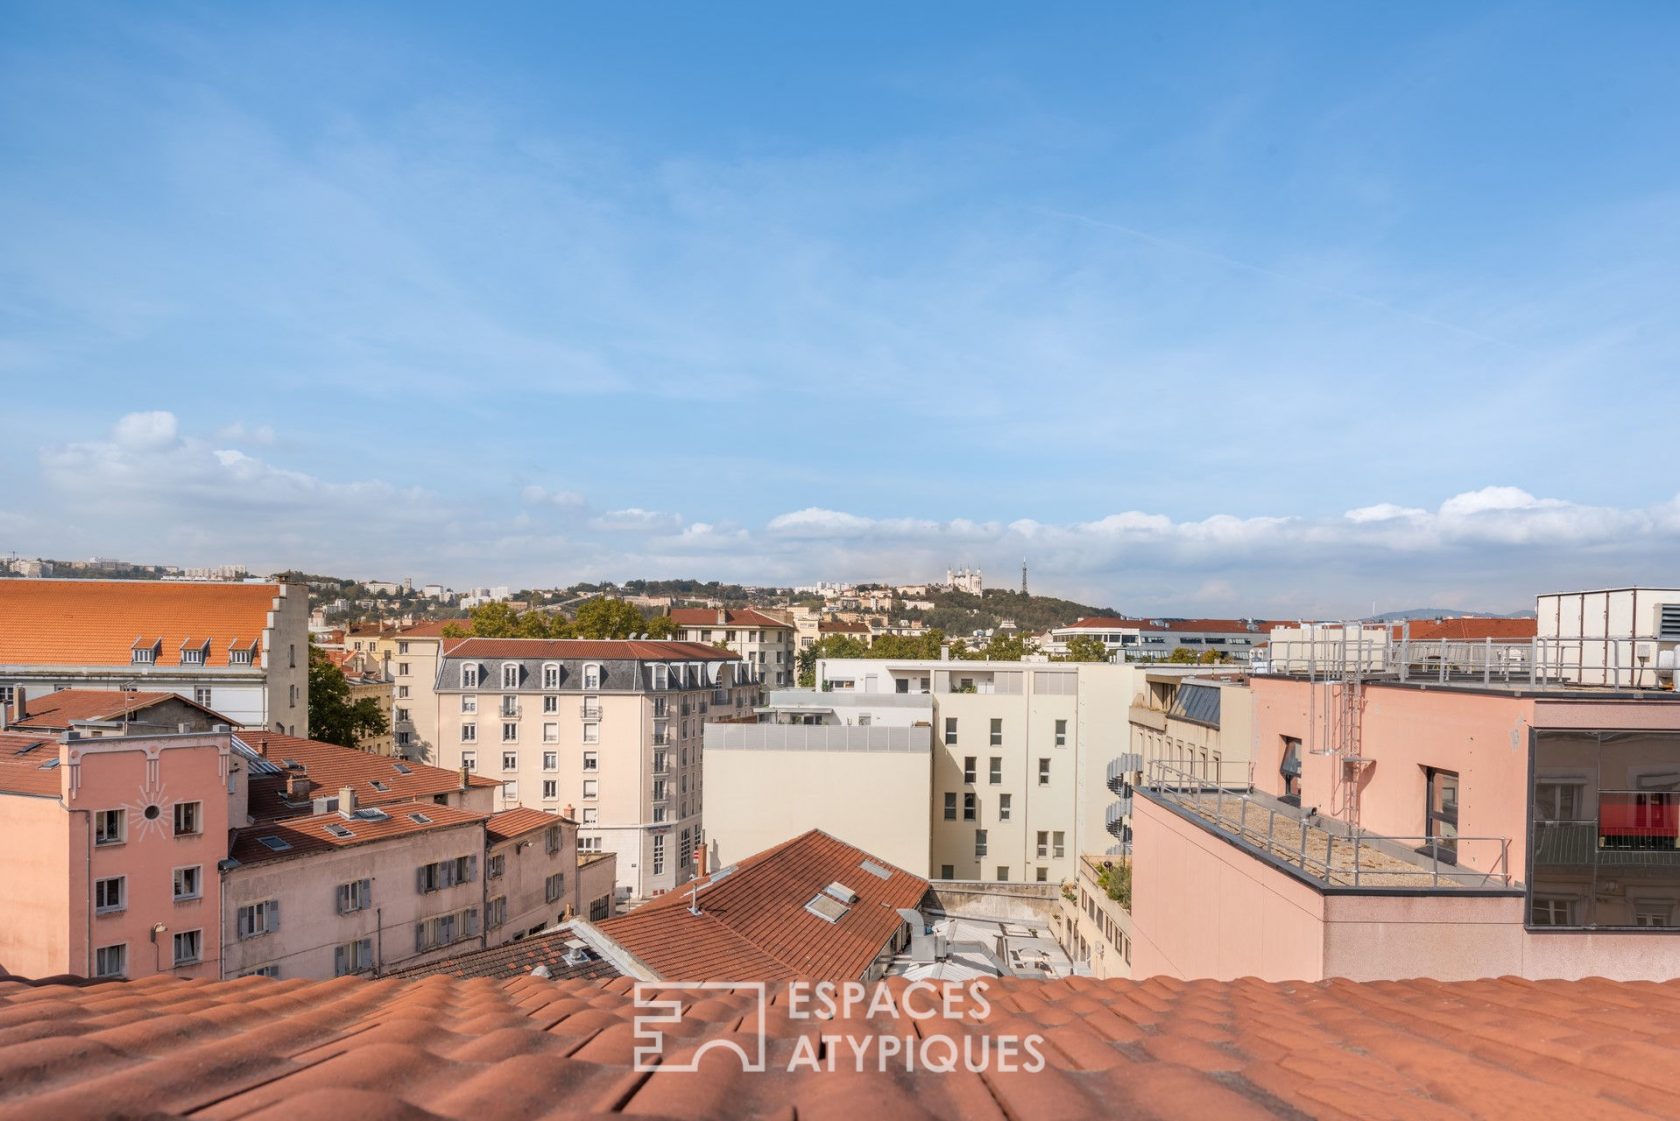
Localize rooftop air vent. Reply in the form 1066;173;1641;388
353;807;390;822
823;881;859;905
324;823;353;839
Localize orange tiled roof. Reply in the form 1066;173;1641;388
2;971;1679;1120
0;579;283;668
1061;616;1284;635
592;830;928;982
12;688;230;731
447;638;741;662
670;607;792;630
819;619;871;633
229;802;485;865
0;732;62;796
485;806;569;843
239;732;497;823
1392;617;1539;641
398;619;474;638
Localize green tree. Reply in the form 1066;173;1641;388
869;629;946;660
796;634;871;686
306;643;389;749
958;632;1040;661
644;614;678;639
1062;634;1111;663
572;597;649;639
1166;646;1198;664
1096;862;1132;908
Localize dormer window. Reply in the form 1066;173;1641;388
501;663;520;689
180;639;210;666
583;663;601;690
651;664;669;690
542;663;559;690
131;639;161;665
462;664;480;689
228;640;255;666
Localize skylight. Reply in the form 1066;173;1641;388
407;812;432;824
370;780;389;792
393;763;412;774
805;894;849;924
324;823;353;839
256;835;291;852
859;860;891;880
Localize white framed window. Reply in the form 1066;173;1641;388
173;929;203;966
582;807;598;824
543;723;559;743
579;835;602;852
500;695;518;717
398;641;410;655
132;643;157;665
173;866;202;901
94;876;125;914
462;695;477;713
461;723;477;742
502;751;518;770
543;751;558;770
583;779;599;799
583;723;599;744
236;900;280;939
173;801;202;836
397;662;410;676
397;685;410;699
542;664;560;689
501;663;520;689
583;664;601;690
652;834;665;875
334;938;373;976
337;878;372;914
194;686;212;706
462;750;477;771
583;751;599;771
652;664;669;690
543;779;558;799
461;664;480;688
95;809;125;846
229;647;254;666
94;944;126;979
503;779;518;801
502;722;518;743
543;695;558;713
180;641;208;665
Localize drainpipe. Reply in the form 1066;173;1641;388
69;808;93;977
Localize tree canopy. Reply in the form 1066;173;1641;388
444;598;675;640
1061;634;1112;663
306;643;390;749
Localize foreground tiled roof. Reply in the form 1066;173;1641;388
670;607;792;630
239;732;499;822
447;637;742;662
593;830;929;982
0;579;283;667
3;971;1680;1121
11;688;228;731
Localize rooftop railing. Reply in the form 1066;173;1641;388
1143;761;1513;889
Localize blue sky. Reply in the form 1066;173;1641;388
3;2;1679;614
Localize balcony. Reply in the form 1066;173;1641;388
1142;761;1514;889
1106;755;1141;793
580;705;602;721
1128;700;1167;732
500;701;520;718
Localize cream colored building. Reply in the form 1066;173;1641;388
1054;854;1136;979
670;608;796;689
431;637;760;899
812;658;1156;885
702;690;933;873
372;620;463;764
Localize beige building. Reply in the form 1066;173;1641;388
431;637;760;899
1115;672;1254;853
670;607;795;689
372;620;464;763
1055;853;1136;978
811;657;1158;884
703;690;933;873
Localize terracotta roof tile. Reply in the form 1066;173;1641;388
484;806;569;843
228;802;486;865
1391;617;1539;641
385;931;621;982
11;688;230;731
0;733;63;796
0;580;284;668
238;732;498;823
1;971;1678;1120
669;608;792;630
592;830;929;982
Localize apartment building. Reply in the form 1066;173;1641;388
1125;598;1680;982
1045;616;1281;661
812;657;1148;885
3;687;226;737
670;607;795;689
372;619;467;763
0;579;310;733
431;638;759;898
329;649;396;755
703;689;934;873
1056;853;1137;979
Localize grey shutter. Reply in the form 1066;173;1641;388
416;866;428;894
359;878;371;908
269;899;279;932
415;922;426;953
465;855;478;882
334;944;347;976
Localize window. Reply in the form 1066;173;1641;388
944;717;957;746
963;756;976;784
583;751;598;771
652;664;669;690
1054;719;1068;748
502;722;518;743
414;907;480;952
1634;899;1673;928
1531;896;1577;927
1053;830;1065;858
1036;831;1049;858
590;895;612;920
501;663;520;689
397;685;410;699
1534;781;1583;821
95;876;125;914
502;751;519;770
394;706;410;723
502;779;518;801
461;724;477;743
943;793;957;820
997;867;1009;882
173;866;202;901
974;829;988;857
940;864;954;879
963;792;978;821
487;853;506;879
1280;737;1303;804
95;809;125;846
462;695;478;713
1424;767;1459;863
173;929;202;966
462;664;480;688
546;825;563;854
999;793;1012;821
337;879;372;913
545;872;566;903
399;641;410;655
173;801;202;837
94;944;126;979
487;896;508;930
132;643;157;665
194;686;212;706
230;647;254;666
543;695;558;713
543;751;558;770
583;664;601;690
396;730;411;746
1038;758;1051;786
543;664;559;689
397;662;410;676
461;750;477;770
583;723;599;744
543;723;559;743
334;938;373;976
236;900;280;939
543;779;558;799
989;757;1002;784
501;695;519;717
1036;867;1049;883
416;855;477;893
989;718;1003;746
583;779;599;799
582;807;597;824
181;643;207;665
652;834;665;876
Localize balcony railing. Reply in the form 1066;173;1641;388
580;705;602;720
1143;760;1513;889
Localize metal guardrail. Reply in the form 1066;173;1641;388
1144;761;1513;888
1264;629;1680;690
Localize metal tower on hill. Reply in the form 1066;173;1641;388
1021;559;1028;596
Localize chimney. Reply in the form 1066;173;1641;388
696;843;708;877
561;803;576;821
339;785;358;814
12;686;25;725
716;607;726;626
285;772;308;799
459;763;470;792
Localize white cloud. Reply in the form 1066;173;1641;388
589;508;685;532
213;421;278;445
520;484;587;510
111;410;179;450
